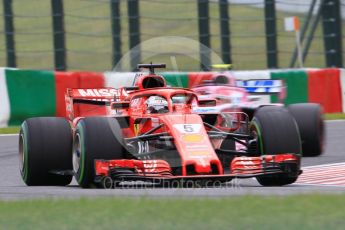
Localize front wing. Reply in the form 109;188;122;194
94;154;301;185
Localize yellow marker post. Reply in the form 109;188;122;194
211;64;232;70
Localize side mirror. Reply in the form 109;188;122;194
123;86;139;91
198;99;216;107
247;95;261;102
111;102;130;109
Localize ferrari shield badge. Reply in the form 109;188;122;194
134;123;140;136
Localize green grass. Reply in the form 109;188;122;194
0;195;345;230
0;1;332;71
0;126;20;134
324;113;345;120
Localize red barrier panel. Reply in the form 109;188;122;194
55;71;79;117
77;72;105;88
73;72;106;117
55;71;106;118
308;68;342;113
188;72;214;88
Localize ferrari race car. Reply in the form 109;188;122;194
19;64;302;188
192;71;324;157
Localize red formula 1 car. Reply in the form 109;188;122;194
19;64;302;188
192;71;324;157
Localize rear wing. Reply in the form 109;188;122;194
65;88;133;120
236;79;285;95
68;88;119;100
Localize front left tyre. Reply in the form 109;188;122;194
19;117;73;186
251;106;302;186
73;117;127;188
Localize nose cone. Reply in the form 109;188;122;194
160;114;223;175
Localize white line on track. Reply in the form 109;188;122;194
0;134;18;137
325;119;345;123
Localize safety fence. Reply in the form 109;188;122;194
0;67;343;127
0;0;343;71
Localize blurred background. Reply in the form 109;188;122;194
0;0;344;71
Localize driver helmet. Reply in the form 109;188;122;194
146;95;168;113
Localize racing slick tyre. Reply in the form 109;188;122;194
287;103;324;157
73;117;127;188
251;106;302;186
19;117;73;186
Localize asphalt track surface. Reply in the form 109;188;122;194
0;120;344;200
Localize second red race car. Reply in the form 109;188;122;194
19;64;302;188
192;70;324;157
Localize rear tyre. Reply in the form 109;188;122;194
19;117;73;186
251;106;302;186
287;103;324;157
73;117;127;188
